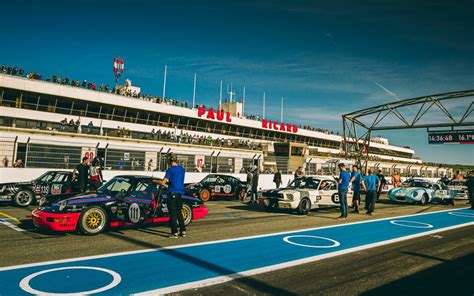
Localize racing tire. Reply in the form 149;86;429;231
181;203;193;226
297;198;311;215
78;206;108;235
13;190;34;207
199;189;211;202
419;194;428;206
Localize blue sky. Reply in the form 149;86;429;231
1;0;473;164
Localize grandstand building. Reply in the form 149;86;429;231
0;73;455;178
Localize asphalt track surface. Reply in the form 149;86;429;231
0;197;473;295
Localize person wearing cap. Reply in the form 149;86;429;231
154;154;186;238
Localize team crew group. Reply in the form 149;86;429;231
337;163;385;220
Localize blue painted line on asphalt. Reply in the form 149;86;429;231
0;208;473;295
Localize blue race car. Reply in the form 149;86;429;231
387;179;453;205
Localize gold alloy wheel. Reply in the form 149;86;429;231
181;204;192;225
82;208;106;234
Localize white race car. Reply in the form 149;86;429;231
447;180;468;199
257;177;352;215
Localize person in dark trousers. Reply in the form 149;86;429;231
273;170;282;188
337;163;351;220
362;169;381;215
251;166;260;203
376;170;386;201
350;165;362;213
466;171;474;209
73;157;90;193
154;154;186;238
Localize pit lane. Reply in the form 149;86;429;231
0;197;472;295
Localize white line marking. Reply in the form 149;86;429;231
135;222;474;295
448;211;474;218
0;220;25;232
389;220;433;229
283;235;340;248
0;207;470;272
19;266;121;295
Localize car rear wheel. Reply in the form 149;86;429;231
79;206;108;235
297;198;311;215
13;190;34;207
181;204;193;226
419;194;428;206
199;189;211;202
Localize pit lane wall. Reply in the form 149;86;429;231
0;168;440;190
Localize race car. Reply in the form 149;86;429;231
0;171;82;207
387;179;453;205
31;175;208;235
447;180;468;199
185;174;246;202
257;177;352;215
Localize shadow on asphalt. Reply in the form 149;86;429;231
104;231;298;295
362;253;474;296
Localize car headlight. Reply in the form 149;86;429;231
412;191;418;197
59;200;67;211
286;194;294;201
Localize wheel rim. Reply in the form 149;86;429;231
200;190;210;201
181;205;192;224
17;191;32;205
302;199;309;212
82;209;106;233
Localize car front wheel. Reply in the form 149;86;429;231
199;189;211;202
297;198;311;215
419;194;428;206
13;190;34;207
181;204;193;226
79;206;108;235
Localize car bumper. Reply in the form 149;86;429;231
388;194;418;203
0;194;13;201
31;209;81;232
192;204;209;220
258;197;299;209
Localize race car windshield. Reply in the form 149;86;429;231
98;178;132;195
35;172;56;183
289;178;320;189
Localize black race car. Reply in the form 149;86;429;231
185;174;246;202
32;175;208;235
0;171;83;207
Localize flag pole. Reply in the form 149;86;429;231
162;64;167;99
192;73;197;109
242;86;246;117
281;96;284;122
263;91;266;119
219;80;223;110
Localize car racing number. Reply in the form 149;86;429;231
128;203;141;224
331;193;340;204
214;184;232;194
41;185;50;195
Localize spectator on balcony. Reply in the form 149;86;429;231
119;158;124;170
60;118;68;130
1;64;5;73
13;158;24;168
147;159;154;171
2;156;9;167
7;65;12;74
92;82;97;90
68;119;75;127
12;66;18;75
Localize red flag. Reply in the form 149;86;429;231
113;57;118;73
120;59;125;73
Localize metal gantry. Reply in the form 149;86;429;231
342;90;474;172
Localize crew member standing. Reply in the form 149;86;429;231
73;157;90;193
376;170;386;201
362;169;381;216
392;171;401;188
337;163;351;220
246;167;253;202
273;170;282;188
466;171;474;209
154;154;186;238
350;165;362;213
89;157;103;190
251;166;260;204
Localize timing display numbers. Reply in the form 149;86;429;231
428;131;474;144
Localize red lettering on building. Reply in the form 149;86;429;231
197;107;232;123
206;108;215;120
197;106;206;117
260;120;299;134
273;121;279;130
279;122;286;131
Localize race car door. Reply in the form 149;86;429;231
318;180;340;206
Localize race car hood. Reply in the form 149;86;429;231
260;188;300;197
391;187;419;195
0;181;34;187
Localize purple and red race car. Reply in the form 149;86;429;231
31;175;208;235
